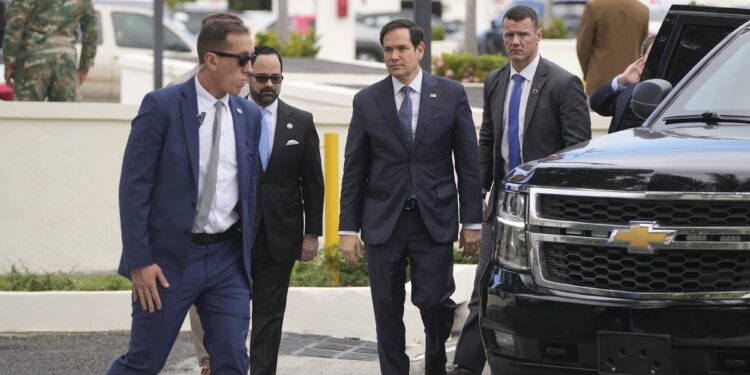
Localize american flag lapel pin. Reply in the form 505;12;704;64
430;92;437;98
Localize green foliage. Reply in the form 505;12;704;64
254;29;320;57
541;18;569;39
166;0;195;10
0;264;131;291
432;25;446;41
290;244;479;287
433;52;508;83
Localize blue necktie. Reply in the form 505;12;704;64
259;108;270;170
399;86;413;148
507;74;524;171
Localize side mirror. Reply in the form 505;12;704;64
631;79;673;120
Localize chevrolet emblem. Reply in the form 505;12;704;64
609;221;676;254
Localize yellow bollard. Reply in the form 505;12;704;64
324;133;340;247
323;133;341;285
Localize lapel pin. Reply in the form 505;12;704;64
236;107;243;114
286;123;294;129
532;88;539;95
430;93;437;98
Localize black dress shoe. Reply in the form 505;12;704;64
446;363;477;375
425;359;447;375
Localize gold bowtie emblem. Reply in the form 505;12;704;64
609;222;676;254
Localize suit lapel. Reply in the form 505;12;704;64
412;72;438;154
523;58;548;135
229;96;248;198
180;80;200;189
492;65;510;149
267;100;291;171
374;77;409;151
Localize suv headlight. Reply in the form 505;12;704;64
494;188;528;271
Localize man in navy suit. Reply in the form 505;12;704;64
108;13;261;375
590;35;655;133
339;19;483;375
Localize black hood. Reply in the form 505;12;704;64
508;124;750;192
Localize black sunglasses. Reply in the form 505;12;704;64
210;51;251;66
251;74;284;84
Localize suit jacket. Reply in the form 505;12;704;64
479;57;591;219
589;79;641;133
576;0;648;95
117;78;262;288
339;71;482;245
253;99;324;262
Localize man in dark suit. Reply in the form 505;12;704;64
590;35;655;133
576;0;648;95
187;46;324;375
448;6;591;375
107;14;261;375
339;19;483;375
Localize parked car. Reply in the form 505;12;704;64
478;0;586;55
77;3;197;102
355;10;464;62
480;5;750;375
0;64;12;101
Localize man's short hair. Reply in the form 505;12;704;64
197;13;249;64
250;45;284;72
379;19;424;48
503;6;540;29
640;35;656;57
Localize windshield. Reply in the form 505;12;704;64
660;28;750;119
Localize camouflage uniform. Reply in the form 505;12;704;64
2;0;98;101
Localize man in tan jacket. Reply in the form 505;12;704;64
576;0;648;96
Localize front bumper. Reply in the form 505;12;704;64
480;264;750;375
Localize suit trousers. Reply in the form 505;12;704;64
452;222;493;373
366;209;456;375
249;220;296;375
108;238;251;375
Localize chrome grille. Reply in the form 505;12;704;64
542;242;750;293
526;188;750;300
539;194;750;226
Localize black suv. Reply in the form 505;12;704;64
480;6;750;375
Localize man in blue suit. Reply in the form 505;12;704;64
339;19;483;375
108;13;261;375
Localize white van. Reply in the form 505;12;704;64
78;3;198;102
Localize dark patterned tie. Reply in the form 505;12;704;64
399;86;413;148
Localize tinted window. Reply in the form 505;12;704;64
662;31;750;117
664;24;736;84
112;12;191;52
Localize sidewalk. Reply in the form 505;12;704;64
0;331;490;374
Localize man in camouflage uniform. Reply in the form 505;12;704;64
3;0;98;101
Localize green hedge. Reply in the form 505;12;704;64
433;52;508;83
0;245;480;290
542;18;569;39
254;29;320;57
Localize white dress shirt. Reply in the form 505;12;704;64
501;53;541;174
193;76;239;234
260;99;279;156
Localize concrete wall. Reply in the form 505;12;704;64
0;97;607;274
0;265;477;346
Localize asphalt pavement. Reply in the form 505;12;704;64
0;331;490;374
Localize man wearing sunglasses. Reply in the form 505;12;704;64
187;45;324;375
108;13;262;375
